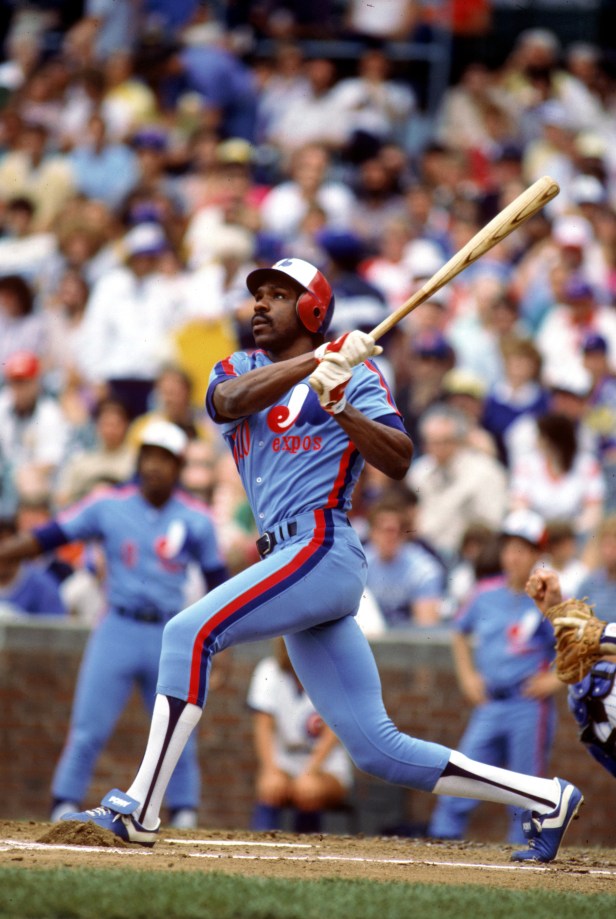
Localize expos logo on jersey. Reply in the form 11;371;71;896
266;383;326;454
121;520;188;572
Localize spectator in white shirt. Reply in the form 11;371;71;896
77;222;179;419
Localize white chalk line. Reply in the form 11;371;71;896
0;839;148;855
2;838;615;877
167;838;313;848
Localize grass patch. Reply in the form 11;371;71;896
0;867;615;919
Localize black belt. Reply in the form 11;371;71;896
114;606;172;624
256;521;298;558
487;683;525;701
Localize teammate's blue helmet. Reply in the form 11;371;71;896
246;257;335;334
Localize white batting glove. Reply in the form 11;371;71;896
309;352;352;414
315;331;382;368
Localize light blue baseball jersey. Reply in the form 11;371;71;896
364;542;445;628
45;485;224;615
206;350;402;532
455;576;556;694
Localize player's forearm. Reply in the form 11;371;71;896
305;727;340;773
0;532;43;562
214;353;318;419
333;406;413;479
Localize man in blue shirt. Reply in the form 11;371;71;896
364;499;444;627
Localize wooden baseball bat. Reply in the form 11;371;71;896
369;175;559;341
309;175;559;394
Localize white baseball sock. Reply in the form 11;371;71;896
433;751;561;814
126;694;202;829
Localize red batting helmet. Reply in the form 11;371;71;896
246;257;335;334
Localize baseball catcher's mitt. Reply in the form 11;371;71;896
544;598;607;684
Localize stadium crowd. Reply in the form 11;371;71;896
1;0;616;628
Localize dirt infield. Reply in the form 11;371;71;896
2;819;616;894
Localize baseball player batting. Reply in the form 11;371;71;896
0;420;228;827
60;257;581;861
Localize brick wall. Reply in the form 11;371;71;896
1;618;614;846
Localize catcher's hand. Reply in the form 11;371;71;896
544;597;607;684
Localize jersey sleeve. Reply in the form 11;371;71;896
55;493;106;543
205;351;254;427
346;360;403;422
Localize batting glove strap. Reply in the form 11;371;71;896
309;352;352;414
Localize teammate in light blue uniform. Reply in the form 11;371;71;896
59;259;582;862
0;420;227;827
428;510;560;842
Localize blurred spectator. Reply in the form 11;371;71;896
394;330;456;444
0;120;75;231
0;196;57;286
0;351;72;504
181;438;219;504
266;57;348;155
344;0;419;42
448;271;520;388
435;62;517;165
0;273;47;370
408;404;508;565
576;515;616;621
54;398;136;508
78;222;179;418
254;41;309;145
128;364;213;446
540;519;589;599
363;500;445;628
481;335;550;466
164;24;259;142
500;28;603;140
361;216;416;312
536;274;616;381
582;333;616;513
329;47;416;152
349;153;409;249
428;509;559;843
259;142;356;239
69;113;139;209
442;521;498;620
247;637;352;834
101;51;160;141
0;516;66;617
439;368;497;458
40;269;92;407
509;411;605;543
505;361;599;473
182;223;256;327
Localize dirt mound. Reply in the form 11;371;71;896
37;820;130;848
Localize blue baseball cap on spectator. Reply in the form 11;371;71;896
582;332;608;353
411;331;455;361
132;127;168;152
317;229;366;263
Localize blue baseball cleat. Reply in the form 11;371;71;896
511;778;583;863
61;789;160;847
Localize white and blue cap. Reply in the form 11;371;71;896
501;509;546;548
139;419;188;460
246;257;335;334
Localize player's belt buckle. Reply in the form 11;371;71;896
256;531;275;558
